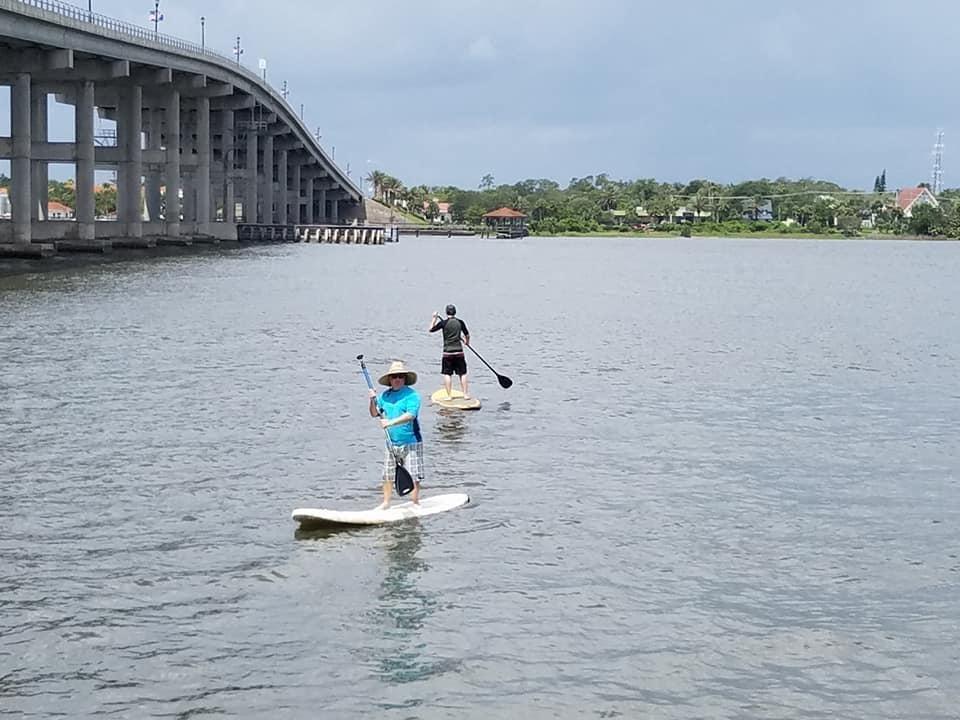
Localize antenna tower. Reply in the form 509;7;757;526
931;129;944;195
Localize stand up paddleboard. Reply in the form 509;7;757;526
430;388;481;410
292;492;470;529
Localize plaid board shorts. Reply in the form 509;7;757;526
383;442;424;483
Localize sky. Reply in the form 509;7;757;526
3;0;960;191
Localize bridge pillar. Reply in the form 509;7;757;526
291;162;302;224
11;73;32;244
145;108;162;222
244;107;257;223
317;188;326;224
196;96;211;234
118;83;143;238
304;176;314;224
30;87;48;221
277;149;288;225
165;88;181;237
75;80;96;241
222;110;235;223
330;197;339;224
261;133;274;223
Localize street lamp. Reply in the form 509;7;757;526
200;16;205;51
233;36;243;64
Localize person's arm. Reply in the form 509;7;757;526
460;320;470;346
368;389;380;418
381;412;413;428
428;313;444;332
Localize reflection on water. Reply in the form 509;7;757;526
434;412;468;444
365;523;456;685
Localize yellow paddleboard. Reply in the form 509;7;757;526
430;388;482;410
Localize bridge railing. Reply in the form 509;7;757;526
14;0;232;62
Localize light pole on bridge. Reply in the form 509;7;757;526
234;36;243;64
200;16;205;51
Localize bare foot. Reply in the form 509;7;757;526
376;501;390;511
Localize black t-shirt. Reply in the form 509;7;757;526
431;317;469;353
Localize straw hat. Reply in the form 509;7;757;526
378;359;418;386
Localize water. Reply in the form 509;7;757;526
1;236;958;718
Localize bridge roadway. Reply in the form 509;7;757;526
0;0;364;256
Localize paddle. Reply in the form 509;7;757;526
465;343;513;389
357;354;415;496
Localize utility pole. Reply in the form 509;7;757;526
234;36;243;64
281;81;288;100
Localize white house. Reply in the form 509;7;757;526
0;188;10;218
47;201;75;219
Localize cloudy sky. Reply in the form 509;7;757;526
4;0;960;190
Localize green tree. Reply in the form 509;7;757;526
908;204;945;236
479;174;494;190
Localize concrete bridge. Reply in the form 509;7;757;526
0;0;364;256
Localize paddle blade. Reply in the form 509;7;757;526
394;462;415;496
498;374;513;389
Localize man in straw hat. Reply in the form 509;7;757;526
368;359;424;509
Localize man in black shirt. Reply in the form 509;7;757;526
428;304;471;400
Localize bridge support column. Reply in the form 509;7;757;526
277;149;288;225
75;80;96;241
222;110;235;223
165;88;181;237
145;109;162;222
118;83;143;238
303;176;314;224
317;188;326;224
261;133;274;223
196;97;211;234
291;162;301;224
330;197;339;224
31;87;48;221
11;73;32;244
244;108;257;223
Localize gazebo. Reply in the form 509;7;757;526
482;207;528;238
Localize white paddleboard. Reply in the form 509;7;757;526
292;492;470;529
430;388;481;410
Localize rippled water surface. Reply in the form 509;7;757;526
1;236;959;718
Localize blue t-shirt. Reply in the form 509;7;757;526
378;386;422;446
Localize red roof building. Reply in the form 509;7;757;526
895;186;938;217
482;207;528;238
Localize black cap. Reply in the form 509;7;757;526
445;304;456;315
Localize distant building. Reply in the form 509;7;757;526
0;188;9;218
482;207;528;237
423;199;453;224
47;201;75;219
895;187;939;217
742;199;774;221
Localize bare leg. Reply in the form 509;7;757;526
411;480;420;505
378;478;392;510
460;373;470;399
443;373;453;398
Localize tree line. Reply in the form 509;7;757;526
365;169;960;238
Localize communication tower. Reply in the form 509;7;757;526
931;129;944;195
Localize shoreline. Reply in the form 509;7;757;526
528;231;957;241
